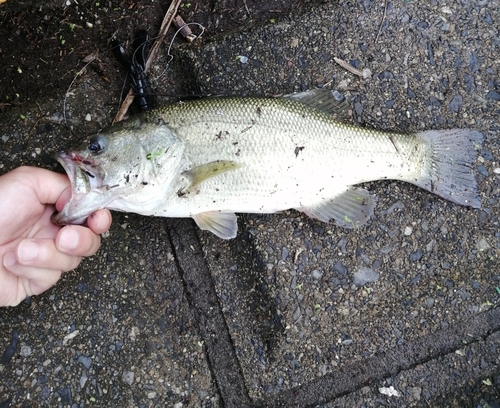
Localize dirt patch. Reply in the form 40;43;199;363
0;0;320;111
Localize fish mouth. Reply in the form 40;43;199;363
51;152;105;225
55;152;105;192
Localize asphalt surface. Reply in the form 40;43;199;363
1;1;500;407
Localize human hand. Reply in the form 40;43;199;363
0;166;112;307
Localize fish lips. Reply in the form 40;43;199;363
51;152;105;225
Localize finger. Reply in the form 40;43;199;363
21;269;63;299
4;239;82;276
56;225;101;257
55;186;72;212
3;250;75;285
0;261;62;306
10;166;69;205
87;209;112;234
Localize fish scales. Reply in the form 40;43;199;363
51;90;483;239
149;97;426;215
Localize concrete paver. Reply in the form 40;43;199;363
1;0;500;407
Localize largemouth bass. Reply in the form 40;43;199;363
51;90;483;239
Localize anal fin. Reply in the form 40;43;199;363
192;211;238;239
298;187;376;229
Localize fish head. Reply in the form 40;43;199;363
52;116;186;225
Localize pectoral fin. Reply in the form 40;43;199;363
181;160;241;195
192;211;238;239
298;187;376;229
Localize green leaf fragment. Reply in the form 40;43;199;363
146;148;163;160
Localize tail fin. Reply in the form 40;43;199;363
414;129;483;208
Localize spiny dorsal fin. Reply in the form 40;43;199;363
283;89;350;121
192;211;238;239
297;187;376;229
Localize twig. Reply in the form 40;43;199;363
334;57;364;77
375;0;388;44
113;0;183;123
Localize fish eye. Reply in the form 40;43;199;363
88;135;107;154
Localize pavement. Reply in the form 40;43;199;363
1;0;500;407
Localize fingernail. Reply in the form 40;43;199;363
18;240;39;263
59;228;79;250
3;252;17;267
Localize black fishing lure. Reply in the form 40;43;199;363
111;30;156;112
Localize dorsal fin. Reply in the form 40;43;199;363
283;89;350;120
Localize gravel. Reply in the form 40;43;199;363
1;0;499;406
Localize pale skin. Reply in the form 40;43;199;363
0;166;112;307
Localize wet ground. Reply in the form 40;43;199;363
0;0;314;110
1;0;500;407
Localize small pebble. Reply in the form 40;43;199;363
122;371;135;385
355;102;363;115
409;249;423;262
282;247;289;261
477;238;490;251
448;95;462;112
404;226;413;236
353;267;379;286
80;373;88;388
486;90;500;101
292;306;301;321
77;355;92;369
362;68;372;79
378;70;394;80
20;345;31;357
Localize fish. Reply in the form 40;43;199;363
51;89;483;239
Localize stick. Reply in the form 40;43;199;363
334;57;364;77
375;0;388;44
113;0;183;123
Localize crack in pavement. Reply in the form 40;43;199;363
260;307;500;407
167;218;253;407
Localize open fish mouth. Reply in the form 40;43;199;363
55;152;105;194
51;152;106;225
